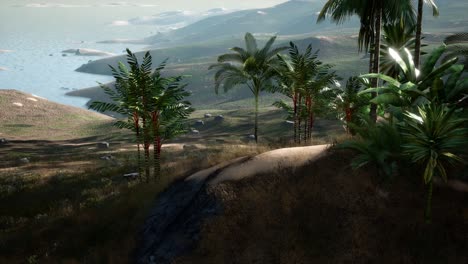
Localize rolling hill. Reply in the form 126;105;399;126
71;0;468;110
0;90;114;140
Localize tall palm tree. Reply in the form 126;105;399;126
209;33;287;142
317;0;416;122
414;0;439;68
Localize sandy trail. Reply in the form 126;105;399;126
211;145;328;184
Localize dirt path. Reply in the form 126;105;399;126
135;145;329;264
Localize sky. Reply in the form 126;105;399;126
1;0;290;11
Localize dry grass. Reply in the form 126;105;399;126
176;149;468;264
0;90;116;140
0;138;276;263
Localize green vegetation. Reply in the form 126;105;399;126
273;41;339;143
90;50;193;182
341;46;467;222
210;33;287;142
1;0;467;262
400;104;467;223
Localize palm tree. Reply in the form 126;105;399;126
400;104;467;223
317;0;416;122
333;76;369;134
301;65;338;141
90;50;148;180
90;49;193;182
414;0;439;68
274;42;319;143
380;21;419;78
209;32;287;142
146;60;193;180
273;42;337;143
359;46;462;119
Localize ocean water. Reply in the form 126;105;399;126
0;5;161;108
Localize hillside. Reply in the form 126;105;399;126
71;0;468;110
142;0;360;47
136;147;468;263
71;35;366;109
0;90;114;140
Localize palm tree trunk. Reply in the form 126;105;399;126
155;138;161;182
142;115;150;182
345;104;351;134
254;92;259;143
424;180;433;224
370;3;382;123
152;112;161;181
298;95;302;144
415;0;424;68
133;113;142;182
293;94;298;144
304;116;307;143
309;108;314;140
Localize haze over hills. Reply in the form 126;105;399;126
70;0;468;110
142;0;359;46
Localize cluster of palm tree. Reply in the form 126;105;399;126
273;42;338;143
317;0;438;122
210;34;340;143
345;45;467;223
90;49;193;182
319;0;468;223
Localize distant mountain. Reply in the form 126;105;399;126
110;8;233;33
144;0;360;47
142;0;467;47
73;0;468;110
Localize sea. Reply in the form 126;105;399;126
0;4;164;108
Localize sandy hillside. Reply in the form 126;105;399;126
0;89;113;140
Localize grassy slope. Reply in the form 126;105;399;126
0;90;116;140
177;149;468;264
0;139;280;263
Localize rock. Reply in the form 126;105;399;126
247;134;256;140
0;138;7;145
20;157;30;164
97;142;109;149
35;213;48;220
49;54;53;56
204;113;212;118
62;54;67;57
124;172;139;180
100;155;113;160
191;129;200;135
214;115;224;121
195;120;204;126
